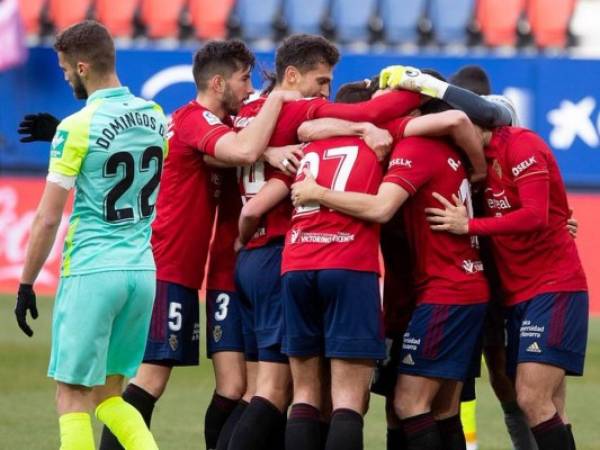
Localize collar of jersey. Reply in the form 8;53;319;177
86;86;131;105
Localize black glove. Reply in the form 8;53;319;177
15;283;38;337
18;113;60;143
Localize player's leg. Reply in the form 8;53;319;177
459;378;478;450
281;270;324;450
319;270;385;450
97;271;159;450
432;380;466;450
552;378;576;449
205;289;247;449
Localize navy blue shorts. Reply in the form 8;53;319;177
282;270;386;360
505;291;588;377
206;290;245;357
144;280;200;366
398;302;487;381
235;241;287;363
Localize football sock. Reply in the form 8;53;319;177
460;400;477;450
285;403;321;450
99;383;157;450
324;408;364;450
566;424;576;450
531;413;569;450
401;412;443;450
205;391;239;450
59;412;95;450
268;407;287;450
319;420;330;450
437;414;466;450
215;399;248;450
387;427;407;450
95;396;158;450
227;396;285;450
501;401;538;450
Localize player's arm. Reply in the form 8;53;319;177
238;178;290;246
213;90;301;165
205;144;305;175
298;118;393;161
403;111;486;182
292;168;409;223
379;66;512;127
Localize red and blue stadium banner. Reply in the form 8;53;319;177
0;177;598;314
2;48;600;188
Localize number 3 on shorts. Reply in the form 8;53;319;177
215;293;230;321
169;302;182;331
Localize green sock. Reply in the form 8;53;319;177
59;412;95;450
96;396;158;450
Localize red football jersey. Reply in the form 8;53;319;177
383;136;490;305
152;101;232;289
281;136;382;273
476;127;587;305
206;168;241;292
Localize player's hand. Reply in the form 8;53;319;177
567;216;579;238
263;144;305;175
18;113;60;143
271;90;302;103
362;124;393;162
291;168;325;206
15;283;38;337
425;192;469;235
379;65;445;99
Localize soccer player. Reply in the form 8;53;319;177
223;34;423;450
425;117;588;450
95;40;301;450
291;99;490;450
14;20;167;450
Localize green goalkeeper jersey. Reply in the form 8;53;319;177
49;86;168;277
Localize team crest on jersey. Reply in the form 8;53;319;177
213;325;223;343
203;110;222;126
492;159;502;178
51;130;68;158
169;334;179;351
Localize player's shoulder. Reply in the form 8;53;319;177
173;101;226;129
58;101;102;133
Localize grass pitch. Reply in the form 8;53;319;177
1;295;599;449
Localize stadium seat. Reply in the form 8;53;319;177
282;0;328;35
527;0;576;48
48;0;92;32
330;0;378;43
18;0;46;34
233;0;279;41
95;0;140;38
189;0;235;40
477;0;525;46
379;0;427;45
140;0;186;39
429;0;475;44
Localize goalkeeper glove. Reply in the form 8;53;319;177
15;283;38;337
18;113;60;143
379;65;448;99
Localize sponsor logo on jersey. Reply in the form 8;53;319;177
213;325;223;343
511;156;536;177
289;231;355;244
169;334;179;351
388;158;412;169
402;354;415;366
51;130;68;158
203;110;222;126
526;342;542;353
447;158;462;171
462;259;484;274
487;195;512;211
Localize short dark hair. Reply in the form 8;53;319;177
193;39;255;91
54;20;115;74
449;65;491;95
334;75;379;103
275;34;340;83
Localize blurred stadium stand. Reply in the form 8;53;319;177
15;0;595;51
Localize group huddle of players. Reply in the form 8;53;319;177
16;21;588;450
